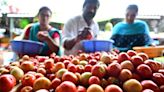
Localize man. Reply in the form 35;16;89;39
62;0;100;55
110;4;154;52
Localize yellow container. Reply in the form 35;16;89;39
133;45;164;58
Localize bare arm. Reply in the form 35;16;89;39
62;19;78;50
37;31;59;53
64;27;92;50
22;24;34;40
45;36;59;53
63;37;79;50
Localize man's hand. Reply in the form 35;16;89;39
77;27;93;41
64;27;93;50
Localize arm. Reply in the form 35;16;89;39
63;18;94;50
22;24;35;40
143;21;155;46
63;28;92;50
63;37;80;50
37;31;60;53
22;26;31;40
63;26;92;50
46;33;60;53
62;19;77;50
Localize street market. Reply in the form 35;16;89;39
0;0;164;92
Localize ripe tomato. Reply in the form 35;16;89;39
21;73;36;87
86;34;92;40
20;86;33;92
0;74;16;92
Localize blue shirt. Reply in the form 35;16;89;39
111;20;152;51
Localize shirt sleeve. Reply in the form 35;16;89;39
62;19;77;43
143;22;153;45
93;22;100;38
24;26;31;39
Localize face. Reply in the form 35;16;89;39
38;10;52;26
83;3;99;21
125;9;137;23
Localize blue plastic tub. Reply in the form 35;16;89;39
10;40;44;55
82;40;114;53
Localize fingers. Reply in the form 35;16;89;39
37;31;50;41
77;27;93;41
80;30;91;37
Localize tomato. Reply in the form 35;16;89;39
0;74;16;92
86;34;92;40
36;56;49;62
44;59;54;69
21;73;36;87
20;86;33;92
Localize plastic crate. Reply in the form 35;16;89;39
10;40;44;55
82;40;114;53
133;45;164;58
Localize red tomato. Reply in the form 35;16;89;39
36;56;49;62
21;73;36;87
20;86;33;92
0;74;16;92
86;34;92;40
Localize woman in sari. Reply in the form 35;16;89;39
23;6;61;56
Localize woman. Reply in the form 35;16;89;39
23;6;61;56
110;4;154;52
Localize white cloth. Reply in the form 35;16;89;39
62;15;99;55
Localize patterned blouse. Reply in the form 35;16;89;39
111;20;153;52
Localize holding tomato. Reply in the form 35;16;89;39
77;27;93;40
37;31;50;42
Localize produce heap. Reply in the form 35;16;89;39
0;50;164;92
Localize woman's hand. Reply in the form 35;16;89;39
37;31;50;42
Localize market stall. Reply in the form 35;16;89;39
0;0;164;92
0;49;164;92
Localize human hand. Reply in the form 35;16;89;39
37;31;50;42
77;27;93;41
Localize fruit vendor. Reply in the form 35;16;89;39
62;0;100;55
110;4;155;52
23;6;61;56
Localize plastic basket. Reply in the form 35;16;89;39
133;45;164;58
82;40;114;53
10;40;44;55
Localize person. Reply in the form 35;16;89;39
23;6;61;56
62;0;100;55
110;4;154;52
